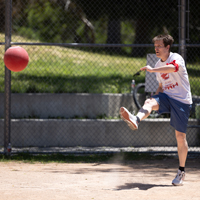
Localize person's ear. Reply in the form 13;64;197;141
166;45;170;51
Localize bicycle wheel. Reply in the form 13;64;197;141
133;83;148;109
133;83;160;118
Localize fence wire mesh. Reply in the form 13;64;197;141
0;0;199;154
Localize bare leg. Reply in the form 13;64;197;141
119;98;159;131
136;98;159;121
175;130;188;167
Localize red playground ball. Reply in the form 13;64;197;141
4;46;29;72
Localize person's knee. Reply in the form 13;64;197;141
144;98;159;110
176;131;188;146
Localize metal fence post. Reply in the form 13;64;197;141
179;0;186;60
4;0;12;154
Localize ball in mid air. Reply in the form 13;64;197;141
4;46;29;72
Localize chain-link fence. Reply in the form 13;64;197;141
0;0;199;154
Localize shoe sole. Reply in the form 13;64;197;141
120;107;138;130
172;182;183;186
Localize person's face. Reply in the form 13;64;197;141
154;40;170;60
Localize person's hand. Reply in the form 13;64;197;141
140;65;153;72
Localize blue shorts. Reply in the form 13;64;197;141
152;92;192;133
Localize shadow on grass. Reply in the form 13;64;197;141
187;67;200;77
11;73;145;93
0;152;171;164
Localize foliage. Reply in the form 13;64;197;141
7;0;200;60
12;0;178;56
15;0;77;43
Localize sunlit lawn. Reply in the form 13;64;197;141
0;34;199;95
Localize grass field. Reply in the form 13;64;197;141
0;34;199;95
0;152;169;164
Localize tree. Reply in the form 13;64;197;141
0;0;5;32
106;1;123;53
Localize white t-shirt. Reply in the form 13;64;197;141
155;52;192;104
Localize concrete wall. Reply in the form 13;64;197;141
0;93;199;118
0;119;199;147
0;93;135;118
0;93;199;148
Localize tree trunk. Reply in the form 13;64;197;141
132;18;149;57
0;0;5;32
106;18;121;53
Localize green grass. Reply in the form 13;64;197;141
0;34;147;94
0;34;200;95
186;65;200;96
0;152;171;164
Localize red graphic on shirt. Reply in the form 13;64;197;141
161;73;169;80
166;60;179;72
163;82;178;91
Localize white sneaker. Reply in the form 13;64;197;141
120;107;138;130
172;170;185;186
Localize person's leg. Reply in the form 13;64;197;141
175;130;188;168
120;97;159;130
136;98;159;121
172;130;188;186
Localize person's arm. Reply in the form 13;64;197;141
140;64;177;73
155;83;163;95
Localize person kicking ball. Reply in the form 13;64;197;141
120;34;192;186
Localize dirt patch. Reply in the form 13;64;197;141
0;158;200;200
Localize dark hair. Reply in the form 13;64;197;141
152;34;174;50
